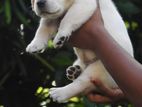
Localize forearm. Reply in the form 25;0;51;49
88;25;142;106
69;8;142;105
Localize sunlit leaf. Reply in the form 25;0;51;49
44;93;49;98
36;86;43;94
43;88;49;93
132;21;138;30
125;21;130;29
69;97;79;102
48;40;54;48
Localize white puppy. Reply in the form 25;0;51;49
26;0;134;103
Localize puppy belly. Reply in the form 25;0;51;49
99;0;133;56
78;60;118;90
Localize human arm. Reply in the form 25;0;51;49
69;8;142;106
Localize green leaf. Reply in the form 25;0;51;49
53;53;73;66
116;1;140;15
131;21;138;30
82;97;96;107
34;54;55;71
36;86;43;94
69;97;80;103
0;6;4;13
14;8;29;26
4;0;11;24
48;40;54;49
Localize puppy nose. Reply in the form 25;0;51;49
37;1;45;8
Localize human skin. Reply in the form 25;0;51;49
69;8;142;106
87;79;125;103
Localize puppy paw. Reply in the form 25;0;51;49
53;31;70;48
49;87;69;103
26;39;47;53
66;65;82;81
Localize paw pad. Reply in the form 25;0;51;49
56;41;62;45
66;65;82;81
60;37;66;41
54;36;69;48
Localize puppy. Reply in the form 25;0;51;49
26;0;134;103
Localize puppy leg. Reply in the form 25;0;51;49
66;59;86;81
49;62;97;103
49;60;118;103
53;0;97;48
49;74;92;103
26;19;57;53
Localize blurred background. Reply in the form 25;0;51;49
0;0;142;107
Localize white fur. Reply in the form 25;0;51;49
26;0;134;103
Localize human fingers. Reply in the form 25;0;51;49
87;93;112;103
91;79;125;99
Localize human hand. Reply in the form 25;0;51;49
69;7;104;49
86;79;125;103
69;7;125;103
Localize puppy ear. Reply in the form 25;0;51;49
31;0;35;10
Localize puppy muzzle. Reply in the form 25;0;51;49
36;0;61;15
37;0;46;9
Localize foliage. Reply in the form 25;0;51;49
0;0;141;107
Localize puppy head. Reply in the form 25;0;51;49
31;0;74;19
